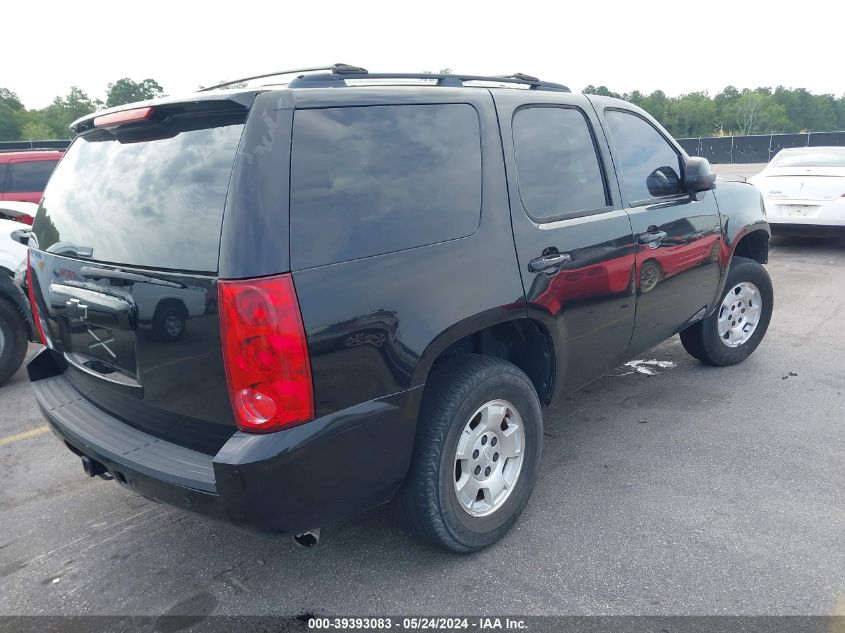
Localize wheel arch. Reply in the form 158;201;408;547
707;225;771;318
412;312;555;406
731;228;769;265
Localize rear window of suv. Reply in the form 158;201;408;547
32;112;245;273
290;104;482;269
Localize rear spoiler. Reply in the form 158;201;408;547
70;90;263;135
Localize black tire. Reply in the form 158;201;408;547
0;298;29;386
152;304;186;342
680;256;773;366
393;354;543;553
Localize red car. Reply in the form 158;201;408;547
0;150;63;204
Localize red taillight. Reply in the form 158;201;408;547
16;214;34;226
218;274;314;433
94;106;154;128
26;250;49;345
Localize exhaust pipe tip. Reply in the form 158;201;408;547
81;455;110;479
293;529;321;548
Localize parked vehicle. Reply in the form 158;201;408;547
26;66;773;552
0;203;36;384
749;147;845;232
0;200;38;226
0;150;63;204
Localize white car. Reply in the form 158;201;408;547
0;202;37;385
0;201;35;273
0;200;37;225
749;147;845;231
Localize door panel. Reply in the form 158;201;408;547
598;107;723;355
492;91;636;401
627;197;722;353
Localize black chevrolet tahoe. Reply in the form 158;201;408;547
26;66;772;553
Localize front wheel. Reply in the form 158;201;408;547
680;256;773;366
393;354;543;553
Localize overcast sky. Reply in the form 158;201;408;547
5;0;842;109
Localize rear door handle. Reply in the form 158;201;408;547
528;252;571;273
639;230;668;245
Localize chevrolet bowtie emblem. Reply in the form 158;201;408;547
65;298;88;320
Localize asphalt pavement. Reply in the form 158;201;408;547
1;234;843;617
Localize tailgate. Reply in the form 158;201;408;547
28;104;248;454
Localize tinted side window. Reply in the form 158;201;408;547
290;104;481;269
512;107;607;221
605;110;683;204
0;164;7;192
8;160;59;192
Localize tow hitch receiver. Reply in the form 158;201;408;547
81;455;111;479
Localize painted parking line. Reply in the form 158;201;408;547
0;425;50;447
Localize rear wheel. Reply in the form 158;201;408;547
393;354;543;553
680;257;773;366
0;298;28;386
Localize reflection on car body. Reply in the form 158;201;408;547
635;216;722;294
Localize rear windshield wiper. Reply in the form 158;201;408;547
80;266;185;289
47;242;94;258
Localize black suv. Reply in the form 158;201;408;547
27;66;772;553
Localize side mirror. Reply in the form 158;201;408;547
11;229;30;246
684;156;716;192
646;165;682;197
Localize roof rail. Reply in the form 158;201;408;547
197;66;341;92
287;66;570;92
200;63;570;93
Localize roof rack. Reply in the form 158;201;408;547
289;65;570;92
197;66;338;92
200;63;570;93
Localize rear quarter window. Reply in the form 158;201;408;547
290;104;482;269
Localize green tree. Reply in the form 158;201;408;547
724;91;789;135
0;87;24;140
666;92;717;137
623;90;646;108
835;95;845;129
0;101;22;141
42;86;100;137
582;85;622;99
105;78;165;107
640;90;670;124
0;87;23;111
20;121;54;140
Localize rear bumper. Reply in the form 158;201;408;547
29;348;422;535
763;197;845;227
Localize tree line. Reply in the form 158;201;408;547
2;79;844;141
583;85;845;138
0;79;164;141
